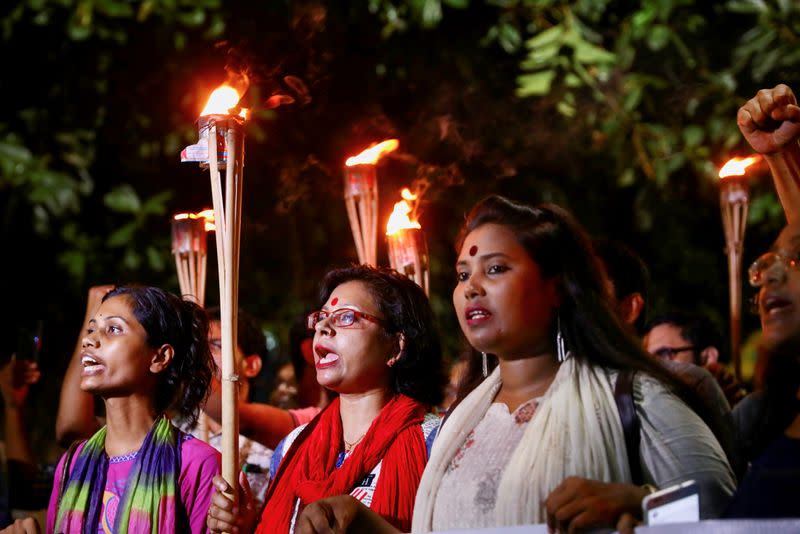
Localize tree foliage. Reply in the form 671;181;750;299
1;0;799;382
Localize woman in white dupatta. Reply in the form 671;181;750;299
295;196;735;534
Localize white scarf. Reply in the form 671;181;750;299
412;357;631;531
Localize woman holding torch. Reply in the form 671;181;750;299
206;265;446;534
43;286;219;534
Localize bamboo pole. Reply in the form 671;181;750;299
721;179;749;382
212;118;244;510
345;197;366;262
171;214;210;441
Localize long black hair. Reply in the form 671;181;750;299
103;286;215;428
452;197;715;425
318;265;446;407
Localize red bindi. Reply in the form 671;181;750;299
469;245;478;256
331;297;339;306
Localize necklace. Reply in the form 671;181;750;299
343;433;366;453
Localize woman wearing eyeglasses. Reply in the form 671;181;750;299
724;83;800;518
295;196;735;534
206;265;446;534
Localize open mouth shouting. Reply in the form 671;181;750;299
761;292;793;318
464;305;492;326
81;353;105;376
314;344;340;369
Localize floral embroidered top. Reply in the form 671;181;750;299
432;398;539;530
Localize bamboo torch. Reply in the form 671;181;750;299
344;139;399;266
181;85;247;506
171;209;214;441
719;155;760;382
386;188;429;295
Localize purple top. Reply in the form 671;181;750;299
47;435;220;534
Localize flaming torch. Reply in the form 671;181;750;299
344;139;399;266
171;209;214;306
181;85;246;503
171;209;214;441
719;155;761;381
386;188;429;295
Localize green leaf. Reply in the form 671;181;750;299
618;168;635;186
557;96;576;117
107;221;137;247
682;125;705;148
177;8;206;27
498;23;522;53
572;39;616;65
520;42;560;70
726;0;767;15
631;5;657;37
95;0;135;18
623;86;643;112
565;73;582;87
140;190;173;216
104;184;141;213
58;250;87;280
0;140;32;163
524;25;564;50
646;25;670;51
752;48;781;81
146;245;166;271
516;70;557;97
122;248;141;270
443;0;469;8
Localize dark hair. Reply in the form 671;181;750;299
318;265;446;407
452;197;711;420
289;312;314;382
206;307;270;401
593;238;650;334
646;311;725;364
102;286;214;428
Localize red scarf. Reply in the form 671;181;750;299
258;394;428;533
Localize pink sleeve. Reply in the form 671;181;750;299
179;437;222;534
288;406;322;427
46;443;85;533
45;454;65;533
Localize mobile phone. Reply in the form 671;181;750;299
642;480;700;525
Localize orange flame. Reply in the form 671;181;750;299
401;188;417;201
346;139;399;167
200;85;247;117
386;200;421;236
719;156;761;179
173;209;215;232
197;209;216;232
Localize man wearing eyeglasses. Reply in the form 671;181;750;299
595;240;744;480
644;312;747;409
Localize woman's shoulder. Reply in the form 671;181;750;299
421;412;441;458
271;423;307;474
180;434;222;469
281;424;307;452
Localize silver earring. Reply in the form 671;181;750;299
481;352;488;377
556;315;570;362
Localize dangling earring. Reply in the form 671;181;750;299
556;315;571;362
481;352;488;378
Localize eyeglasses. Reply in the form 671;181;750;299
652;346;696;361
748;251;800;287
306;308;384;330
